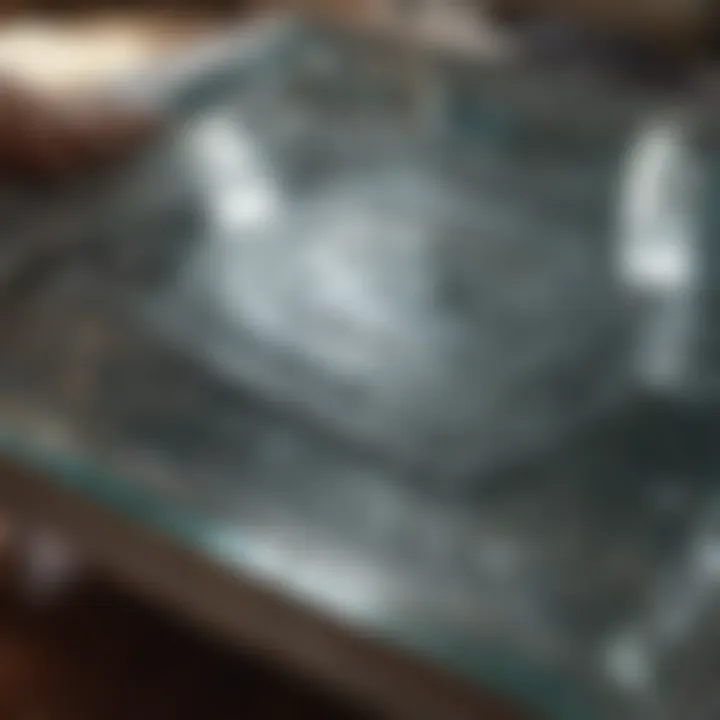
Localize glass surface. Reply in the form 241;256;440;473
0;18;717;720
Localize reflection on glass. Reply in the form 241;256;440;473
618;116;699;293
190;114;281;235
617;114;702;394
209;525;399;622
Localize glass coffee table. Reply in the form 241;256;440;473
0;16;717;720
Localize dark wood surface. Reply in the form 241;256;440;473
0;550;374;720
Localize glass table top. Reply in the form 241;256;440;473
0;17;718;720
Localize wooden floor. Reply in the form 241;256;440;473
0;553;371;720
